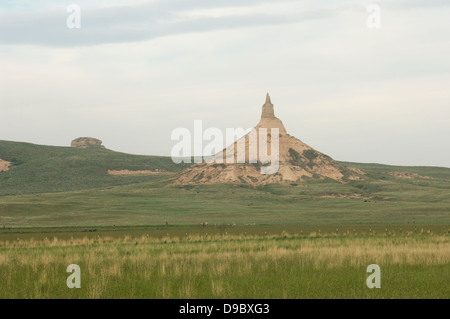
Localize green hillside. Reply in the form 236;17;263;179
340;161;450;180
0;140;449;228
0;140;190;195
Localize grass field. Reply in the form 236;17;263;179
0;226;448;298
0;140;449;299
1;175;449;227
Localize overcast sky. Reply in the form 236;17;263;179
1;0;449;167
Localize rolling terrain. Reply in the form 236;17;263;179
0;140;190;196
0;140;449;228
0;139;448;299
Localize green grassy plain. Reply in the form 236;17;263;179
1;173;449;227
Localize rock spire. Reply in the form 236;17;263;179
175;94;361;186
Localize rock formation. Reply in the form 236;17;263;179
256;93;287;135
176;93;362;186
388;171;432;180
71;137;105;149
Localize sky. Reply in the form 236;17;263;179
0;0;449;167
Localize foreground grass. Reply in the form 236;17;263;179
0;230;448;298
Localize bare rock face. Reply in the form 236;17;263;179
256;93;287;135
0;159;11;173
71;137;105;149
176;93;363;186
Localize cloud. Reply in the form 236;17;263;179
1;0;449;167
0;0;332;47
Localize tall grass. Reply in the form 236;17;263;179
0;231;448;298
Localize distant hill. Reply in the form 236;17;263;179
338;161;450;181
1;139;449;198
0;140;191;195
